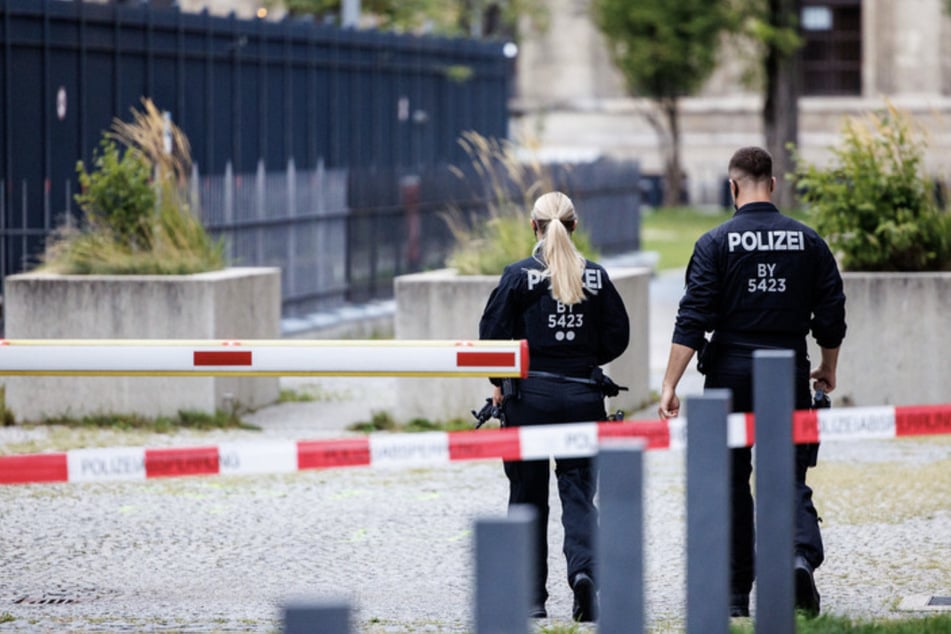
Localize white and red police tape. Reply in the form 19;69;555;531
1;404;949;486
0;339;529;378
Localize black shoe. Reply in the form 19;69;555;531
571;572;597;622
730;592;750;618
529;604;547;619
794;555;821;617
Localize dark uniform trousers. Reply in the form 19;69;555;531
704;343;825;597
502;376;605;606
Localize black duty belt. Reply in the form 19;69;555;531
527;370;600;386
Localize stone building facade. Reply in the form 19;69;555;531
103;0;951;204
512;0;951;205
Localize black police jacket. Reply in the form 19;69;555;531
479;254;630;379
673;202;846;352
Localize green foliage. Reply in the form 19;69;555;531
444;132;598;276
278;388;317;403
0;387;17;427
792;104;951;271
724;0;803;89
36;409;257;432
348;410;399;433
278;0;548;37
43;98;225;275
75;140;156;249
592;0;732;99
539;623;584;634
730;612;951;633
347;411;472;433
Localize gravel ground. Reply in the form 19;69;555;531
1;270;949;633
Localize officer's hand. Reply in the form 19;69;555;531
658;388;680;419
810;366;836;393
492;385;503;406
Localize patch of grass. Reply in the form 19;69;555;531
540;623;586;634
0;612;15;624
404;417;473;433
641;207;728;270
641;206;815;270
731;613;951;633
33;410;258;433
348;411;399;433
278;388;317;403
0;386;16;426
347;411;475;434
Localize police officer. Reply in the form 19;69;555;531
658;147;846;618
479;191;630;622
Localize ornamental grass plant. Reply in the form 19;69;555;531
41;98;224;274
792;102;951;271
443;131;597;275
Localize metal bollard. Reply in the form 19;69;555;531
686;390;731;634
754;350;796;634
283;599;352;634
474;505;536;634
597;441;647;634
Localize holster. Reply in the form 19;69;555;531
696;338;717;375
589;367;627;398
500;377;519;400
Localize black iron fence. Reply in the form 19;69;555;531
193;157;640;317
0;0;510;282
0;0;640;318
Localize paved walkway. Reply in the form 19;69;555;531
1;269;949;632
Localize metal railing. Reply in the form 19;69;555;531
0;156;641;320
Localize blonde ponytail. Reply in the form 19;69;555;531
531;192;586;305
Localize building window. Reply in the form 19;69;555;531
801;0;862;96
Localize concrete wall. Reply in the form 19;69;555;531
3;267;281;421
806;272;951;408
393;267;650;423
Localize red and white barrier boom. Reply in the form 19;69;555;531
0;339;529;378
2;404;950;486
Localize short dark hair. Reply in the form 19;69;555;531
728;146;773;182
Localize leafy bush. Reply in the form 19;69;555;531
444;132;598;275
792;103;951;271
75;139;156;248
42;98;224;274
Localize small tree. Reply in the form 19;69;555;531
716;0;804;207
593;0;732;207
792;104;951;271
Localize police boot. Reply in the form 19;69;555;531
571;572;597;622
794;554;821;617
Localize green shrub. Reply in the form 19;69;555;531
792;103;951;271
444;132;598;275
75;139;156;249
42;98;225;275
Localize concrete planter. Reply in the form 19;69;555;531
3;267;281;421
806;271;951;407
394;267;651;423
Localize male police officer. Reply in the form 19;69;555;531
658;146;846;618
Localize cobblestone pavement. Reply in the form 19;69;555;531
1;270;949;633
